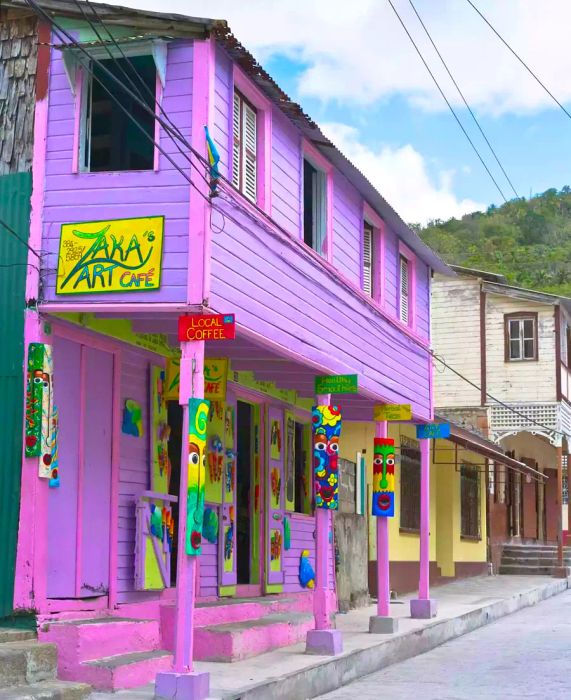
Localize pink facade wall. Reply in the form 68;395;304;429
42;39;194;304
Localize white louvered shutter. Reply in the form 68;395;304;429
399;254;409;324
232;92;242;189
243;101;257;202
363;224;373;296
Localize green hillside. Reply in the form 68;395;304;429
416;187;571;297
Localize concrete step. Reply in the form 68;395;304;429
502;546;571;553
72;649;172;691
499;565;553;575
0;680;91;699
501;555;571;563
0;641;57;689
40;617;160;666
194;612;315;662
0;629;36;644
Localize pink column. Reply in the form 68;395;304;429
375;420;390;617
306;393;342;655
410;436;437;619
156;340;210;699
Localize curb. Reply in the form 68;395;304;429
219;578;569;700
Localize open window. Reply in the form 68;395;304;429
232;90;257;203
303;158;328;258
505;313;538;361
84;55;156;172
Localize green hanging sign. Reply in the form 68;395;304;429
314;374;358;395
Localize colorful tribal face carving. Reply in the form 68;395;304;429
186;398;210;555
312;405;342;509
372;437;395;517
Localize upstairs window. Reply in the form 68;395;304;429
399;254;411;324
85;55;156;172
505;314;537;361
303;158;327;257
363;222;374;297
232;90;257;202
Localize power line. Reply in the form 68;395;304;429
0;217;42;260
385;0;508;204
407;0;520;200
466;0;571;123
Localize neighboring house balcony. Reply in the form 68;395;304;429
488;401;571;448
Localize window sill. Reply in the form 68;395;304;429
460;534;481;542
399;527;420;536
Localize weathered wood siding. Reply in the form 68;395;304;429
432;274;482;408
486;295;556;403
0;14;37;174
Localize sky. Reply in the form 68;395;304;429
101;0;571;224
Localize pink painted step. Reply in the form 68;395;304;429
39;617;172;690
194;612;315;662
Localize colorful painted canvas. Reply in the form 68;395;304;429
312;405;342;509
186;398;210;556
150;366;170;494
371;437;396;517
134;495;174;591
122;399;143;437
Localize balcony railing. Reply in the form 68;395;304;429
488;402;571;447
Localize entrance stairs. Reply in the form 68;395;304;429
499;543;571;575
161;593;315;662
0;628;90;699
39;617;172;692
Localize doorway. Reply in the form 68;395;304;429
167;401;183;586
236;401;253;585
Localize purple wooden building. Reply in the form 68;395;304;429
14;1;448;694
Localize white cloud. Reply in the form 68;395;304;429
100;0;571;116
321;123;485;224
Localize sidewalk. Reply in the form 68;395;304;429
91;575;569;700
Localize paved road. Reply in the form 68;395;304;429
318;589;571;699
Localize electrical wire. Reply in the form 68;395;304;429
385;0;508;204
466;0;571;123
407;0;520;200
0;217;42;259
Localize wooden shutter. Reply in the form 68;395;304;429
399;254;409;324
232;92;242;189
363;224;373;296
243;101;257;202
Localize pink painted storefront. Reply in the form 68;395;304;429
15;2;448;693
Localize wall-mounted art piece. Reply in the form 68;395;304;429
270;419;282;460
150;366;170;494
270;529;282;564
284;516;291;551
134;495;174;591
285;414;295;508
202;507;219;544
122;399;143;437
372;437;396;517
224;506;235;565
208;435;224;483
48;406;60;488
225;449;235;494
312;405;342;509
186;398;210;555
299;549;315;589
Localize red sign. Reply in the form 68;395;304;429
178;314;236;342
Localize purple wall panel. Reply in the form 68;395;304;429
283;515;315;593
415;260;430;339
47;336;81;598
80;347;113;596
42;39;193;304
213;47;232;180
209;202;432;419
383;226;399;317
271;112;302;237
332;173;362;286
199;537;218;598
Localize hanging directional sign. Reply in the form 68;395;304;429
374;404;412;422
315;374;358;395
416;423;451;440
178;314;235;342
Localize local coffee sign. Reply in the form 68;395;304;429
178;314;236;342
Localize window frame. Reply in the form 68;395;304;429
301;140;333;263
231;66;272;211
363;202;385;306
399;436;421;533
398;241;417;330
460;463;481;540
504;312;538;362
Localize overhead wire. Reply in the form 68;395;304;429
466;0;571;123
0;217;43;259
385;0;508;204
407;0;520;200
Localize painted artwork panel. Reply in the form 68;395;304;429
266;405;285;588
270;417;282;461
312;405;342;510
371;437;396;517
135;497;174;591
165;357;228;402
186;398;210;555
55;216;164;295
25;342;45;457
224;404;235;504
150;365;170;494
284;412;295;511
206;401;225;504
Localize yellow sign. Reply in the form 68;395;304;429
56;216;164;294
374;404;412;421
165;357;228;402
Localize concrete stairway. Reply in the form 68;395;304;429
499;544;571;575
0;628;90;699
161;593;315;662
39;617;172;691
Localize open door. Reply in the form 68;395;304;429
266;405;285;591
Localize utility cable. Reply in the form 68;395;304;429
385;0;508;204
0;217;42;259
408;0;519;200
466;0;571;123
